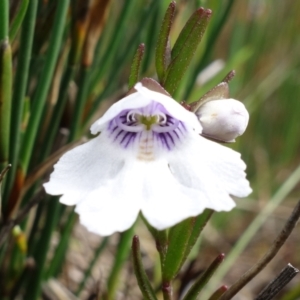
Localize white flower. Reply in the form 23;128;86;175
196;99;249;142
44;83;251;236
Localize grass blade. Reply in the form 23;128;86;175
9;0;29;42
0;40;12;175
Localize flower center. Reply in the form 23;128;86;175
137;114;158;130
107;101;186;153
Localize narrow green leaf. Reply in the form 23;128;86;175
132;235;158;300
44;211;77;279
39;2;87;162
140;213;168;268
106;226;135;300
164;8;212;96
181;209;214;265
183;1;235;99
171;8;204;60
24;198;61;300
162;210;213;282
162;218;195;281
0;0;9;40
0;40;12;172
4;0;38;205
128;43;145;89
69;66;90;141
155;1;176;82
19;0;70;174
9;0;29;42
89;0;136;93
182;254;225;300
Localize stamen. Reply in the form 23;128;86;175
115;115;144;132
152;118;179;133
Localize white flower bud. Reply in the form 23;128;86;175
196;99;249;142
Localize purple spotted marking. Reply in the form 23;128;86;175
107;101;186;151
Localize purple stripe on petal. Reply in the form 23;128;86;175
106;101;188;155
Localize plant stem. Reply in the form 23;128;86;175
0;40;12;180
9;0;29;41
4;0;38;206
19;0;70;174
162;281;173;300
0;0;9;40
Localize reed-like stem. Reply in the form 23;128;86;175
4;0;38;206
19;0;70;174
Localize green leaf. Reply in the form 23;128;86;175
162;218;195;281
132;235;158;300
155;1;176;83
162;210;213;282
164;8;212;96
181;209;214;264
171;8;203;60
128;43;145;89
182;254;225;300
106;226;135;300
140;213;168;268
4;0;38;206
183;1;235;99
24;198;61;300
0;40;12;172
9;0;29;42
19;0;70;174
0;0;9;40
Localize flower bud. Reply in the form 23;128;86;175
196;99;249;142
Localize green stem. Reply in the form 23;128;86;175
0;40;12;176
44;210;77;278
88;0;136;93
40;64;77;160
106;226;135;300
69;66;90;141
162;281;173;300
4;0;38;206
19;0;70;174
0;0;9;40
24;198;60;300
9;0;29;42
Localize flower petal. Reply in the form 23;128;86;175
75;160;142;236
43;134;125;205
167;132;252;212
140;159;209;230
91;83;202;135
